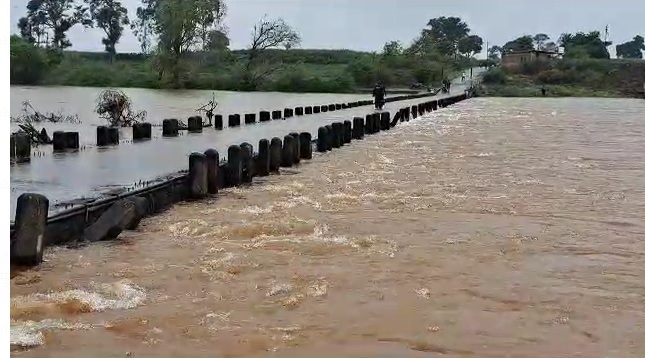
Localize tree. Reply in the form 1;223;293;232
205;29;230;52
502;35;534;53
533;33;550;50
559;31;611;59
131;3;155;54
407;30;436;57
88;0;129;62
488;45;503;61
543;41;559;53
423;16;471;57
17;0;92;50
241;16;301;90
458;34;483;58
10;35;50;84
195;0;227;51
382;40;404;57
135;0;227;87
616;35;645;59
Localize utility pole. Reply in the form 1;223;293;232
486;41;489;60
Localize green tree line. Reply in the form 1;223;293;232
487;31;644;60
12;1;483;92
479;29;645;98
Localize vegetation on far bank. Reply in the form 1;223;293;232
10;39;474;93
477;31;645;98
11;0;484;93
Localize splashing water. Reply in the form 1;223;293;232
10;280;147;348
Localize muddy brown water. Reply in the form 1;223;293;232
10;97;645;357
8;75;479;219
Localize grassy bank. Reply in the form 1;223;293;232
11;36;474;93
477;58;645;98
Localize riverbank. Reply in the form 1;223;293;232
11;36;473;94
476;58;645;99
476;83;625;98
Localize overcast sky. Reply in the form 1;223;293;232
9;0;644;56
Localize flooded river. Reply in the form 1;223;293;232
10;97;645;357
9;80;477;219
8;87;366;216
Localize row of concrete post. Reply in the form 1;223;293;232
10;93;441;163
9;94;469;266
186;132;314;199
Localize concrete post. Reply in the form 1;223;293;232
11;193;49;266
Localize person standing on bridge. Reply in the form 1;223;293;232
372;82;387;109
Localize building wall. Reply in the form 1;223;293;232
501;52;539;68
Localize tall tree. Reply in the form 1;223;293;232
458;34;483;58
488;45;503;61
616;35;645;59
134;0;227;87
543;41;559;52
131;1;155;54
559;31;611;59
382;40;404;57
88;0;129;62
195;0;227;51
423;16;471;57
533;33;550;50
502;35;534;53
205;29;230;51
242;16;301;90
17;0;92;50
407;30;436;57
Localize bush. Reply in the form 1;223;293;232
268;65;355;93
535;69;569;85
10;35;49;85
482;68;508;84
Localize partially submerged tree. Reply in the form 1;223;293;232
11;100;81;124
241;16;301;90
11;101;81;145
88;0;130;62
17;0;92;50
95;90;147;127
195;93;219;125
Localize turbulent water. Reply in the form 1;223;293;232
10;97;645;357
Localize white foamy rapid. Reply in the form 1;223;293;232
10;280;147;348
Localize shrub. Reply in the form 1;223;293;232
482;68;508;84
10;35;49;85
